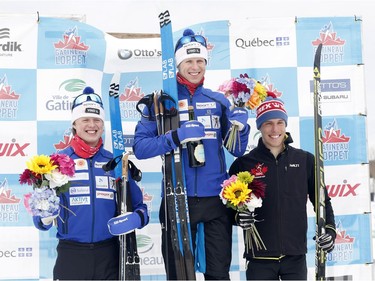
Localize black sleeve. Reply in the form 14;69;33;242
228;158;240;176
307;152;336;235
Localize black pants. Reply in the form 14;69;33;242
53;238;119;280
160;196;233;280
246;255;307;280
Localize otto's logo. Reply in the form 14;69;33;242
0;74;20;119
0;138;30;157
312;22;345;63
54;26;89;66
322;119;350;162
250;163;268;178
118;49;161;60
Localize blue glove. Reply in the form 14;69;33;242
108;212;142;236
176;120;205;144
229;107;248;131
316;228;336;253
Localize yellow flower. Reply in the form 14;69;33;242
223;180;251;207
26;155;57;175
237;171;254;184
254;82;267;99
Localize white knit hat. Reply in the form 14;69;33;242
71;87;105;124
175;29;208;66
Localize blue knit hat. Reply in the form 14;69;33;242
256;93;288;129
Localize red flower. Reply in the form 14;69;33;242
19;169;41;185
249;179;266;199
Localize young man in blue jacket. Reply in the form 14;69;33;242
229;95;336;280
133;29;250;280
32;87;149;280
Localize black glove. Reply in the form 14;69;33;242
316;228;336;253
235;211;256;230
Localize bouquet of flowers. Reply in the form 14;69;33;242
19;154;75;219
219;171;266;254
218;73;268;110
218;73;268;152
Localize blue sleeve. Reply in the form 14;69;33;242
32;216;52;231
128;173;149;228
133;106;176;159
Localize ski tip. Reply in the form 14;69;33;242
111;72;121;83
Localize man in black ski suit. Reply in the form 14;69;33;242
229;94;336;280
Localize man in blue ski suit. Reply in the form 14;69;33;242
32;87;149;280
133;29;250;280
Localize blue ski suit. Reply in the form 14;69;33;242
32;145;148;280
133;83;250;279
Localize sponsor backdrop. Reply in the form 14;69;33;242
0;14;371;280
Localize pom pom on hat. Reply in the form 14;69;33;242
83;86;95;94
255;92;288;129
175;29;208;66
71;87;105;124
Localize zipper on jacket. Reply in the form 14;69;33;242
61;193;69;234
189;94;200;197
275;158;284;255
89;158;95;242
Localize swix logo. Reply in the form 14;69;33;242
326;180;359;197
0;139;30;157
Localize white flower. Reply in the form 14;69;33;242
35;198;51;211
245;193;263;212
45;169;69;189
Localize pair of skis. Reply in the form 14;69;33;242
313;43;328;280
158;10;196;280
108;75;140;281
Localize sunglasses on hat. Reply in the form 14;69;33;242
175;35;207;52
72;92;103;110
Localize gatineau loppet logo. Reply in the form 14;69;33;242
54;26;90;66
0;74;20;119
321;118;350;162
312;21;345;64
118;78;145;121
327;220;355;263
54;128;73;151
0;178;21;223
